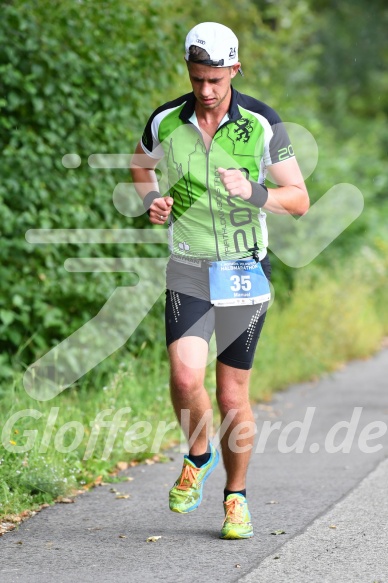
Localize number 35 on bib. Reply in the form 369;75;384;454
209;258;271;307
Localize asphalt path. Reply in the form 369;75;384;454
1;349;387;583
240;456;388;583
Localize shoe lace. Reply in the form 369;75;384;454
176;463;201;490
223;497;245;524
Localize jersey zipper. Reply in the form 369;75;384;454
208;119;239;261
185;120;221;261
206;142;221;261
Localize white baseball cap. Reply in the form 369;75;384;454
185;22;243;75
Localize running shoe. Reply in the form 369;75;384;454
169;443;219;513
220;493;254;539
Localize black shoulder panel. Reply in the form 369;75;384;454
141;93;192;153
235;91;293;164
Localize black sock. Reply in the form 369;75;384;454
187;448;211;467
224;488;246;501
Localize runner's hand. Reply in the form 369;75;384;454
218;167;252;200
149;197;174;224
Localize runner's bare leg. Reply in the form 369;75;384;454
168;336;212;455
216;362;254;491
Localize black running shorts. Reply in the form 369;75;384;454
165;255;271;370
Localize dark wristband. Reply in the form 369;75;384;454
248;182;268;208
143;190;160;216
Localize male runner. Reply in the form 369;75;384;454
131;22;309;539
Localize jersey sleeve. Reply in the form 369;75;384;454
140;110;165;160
264;112;294;166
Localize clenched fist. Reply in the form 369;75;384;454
217;167;252;200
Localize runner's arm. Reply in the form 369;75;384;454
130;142;173;224
130;141;160;200
264;157;309;215
218;157;309;216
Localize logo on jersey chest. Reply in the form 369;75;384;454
234;118;254;143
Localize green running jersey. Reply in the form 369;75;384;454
141;87;294;261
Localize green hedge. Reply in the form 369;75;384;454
0;0;186;376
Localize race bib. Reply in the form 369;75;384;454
209;258;271;307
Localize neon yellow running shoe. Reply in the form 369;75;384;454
220;493;254;539
169;444;219;513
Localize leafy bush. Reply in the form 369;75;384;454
0;0;185;375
